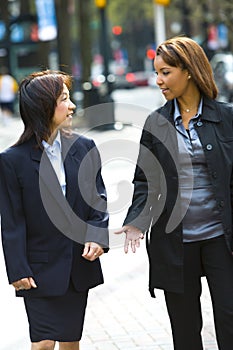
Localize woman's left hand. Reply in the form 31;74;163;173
82;242;104;261
12;277;37;291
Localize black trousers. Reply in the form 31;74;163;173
164;235;233;350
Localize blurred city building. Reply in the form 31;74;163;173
0;0;232;109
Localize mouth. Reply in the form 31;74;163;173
161;88;169;94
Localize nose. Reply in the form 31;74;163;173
69;100;76;110
156;73;163;86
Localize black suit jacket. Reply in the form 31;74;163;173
0;132;109;297
124;97;233;295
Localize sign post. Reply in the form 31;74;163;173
153;0;170;46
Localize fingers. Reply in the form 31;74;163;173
29;277;37;289
131;237;141;253
122;226;144;254
124;237;130;254
114;226;127;235
13;277;37;291
125;236;141;254
82;242;104;261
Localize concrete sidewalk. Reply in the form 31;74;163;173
81;245;218;350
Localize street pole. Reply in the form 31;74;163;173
95;0;112;98
181;0;191;36
99;7;110;84
94;0;116;130
154;4;166;46
98;5;115;99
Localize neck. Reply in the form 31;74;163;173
46;130;58;145
178;93;201;115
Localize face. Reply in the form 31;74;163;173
51;83;76;133
154;55;190;100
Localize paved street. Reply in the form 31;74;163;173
0;87;218;349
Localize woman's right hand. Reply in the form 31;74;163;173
115;225;144;253
12;277;37;291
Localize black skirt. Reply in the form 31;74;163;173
24;282;88;342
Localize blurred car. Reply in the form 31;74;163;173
114;73;135;89
210;53;233;103
91;71;152;91
125;71;150;87
92;73;135;90
92;72;137;90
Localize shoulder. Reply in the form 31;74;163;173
203;97;233;112
0;146;22;173
216;100;233;114
143;100;173;130
0;139;34;164
204;99;233;125
61;132;98;159
1;143;25;160
202;99;233;139
62;131;96;149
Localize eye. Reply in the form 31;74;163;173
162;71;169;76
62;94;69;101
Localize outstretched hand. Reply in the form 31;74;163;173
115;225;144;253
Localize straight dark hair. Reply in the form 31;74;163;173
16;70;72;147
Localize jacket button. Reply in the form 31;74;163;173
212;171;217;178
196;121;203;127
206;144;213;150
219;200;224;208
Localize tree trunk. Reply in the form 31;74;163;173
0;0;10;70
55;0;72;74
77;0;93;108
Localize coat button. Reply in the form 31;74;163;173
219;200;224;208
196;121;203;127
206;144;213;150
212;171;217;178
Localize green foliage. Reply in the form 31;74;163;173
107;0;154;28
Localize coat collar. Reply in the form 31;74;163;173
156;96;221;124
62;135;81;207
30;133;80;209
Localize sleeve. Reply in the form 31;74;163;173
123;116;163;232
83;141;109;250
0;153;33;283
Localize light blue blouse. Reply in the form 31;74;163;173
42;131;66;196
174;99;223;242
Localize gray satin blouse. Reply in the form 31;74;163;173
174;99;223;242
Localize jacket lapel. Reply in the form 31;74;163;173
155;101;180;166
30;139;73;223
62;135;81;208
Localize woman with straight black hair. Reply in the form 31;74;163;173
0;70;109;350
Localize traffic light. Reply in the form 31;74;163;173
154;0;170;6
112;26;122;36
146;48;156;60
95;0;106;8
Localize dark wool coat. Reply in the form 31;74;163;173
0;133;109;298
124;97;233;297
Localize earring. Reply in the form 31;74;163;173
188;75;191;79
